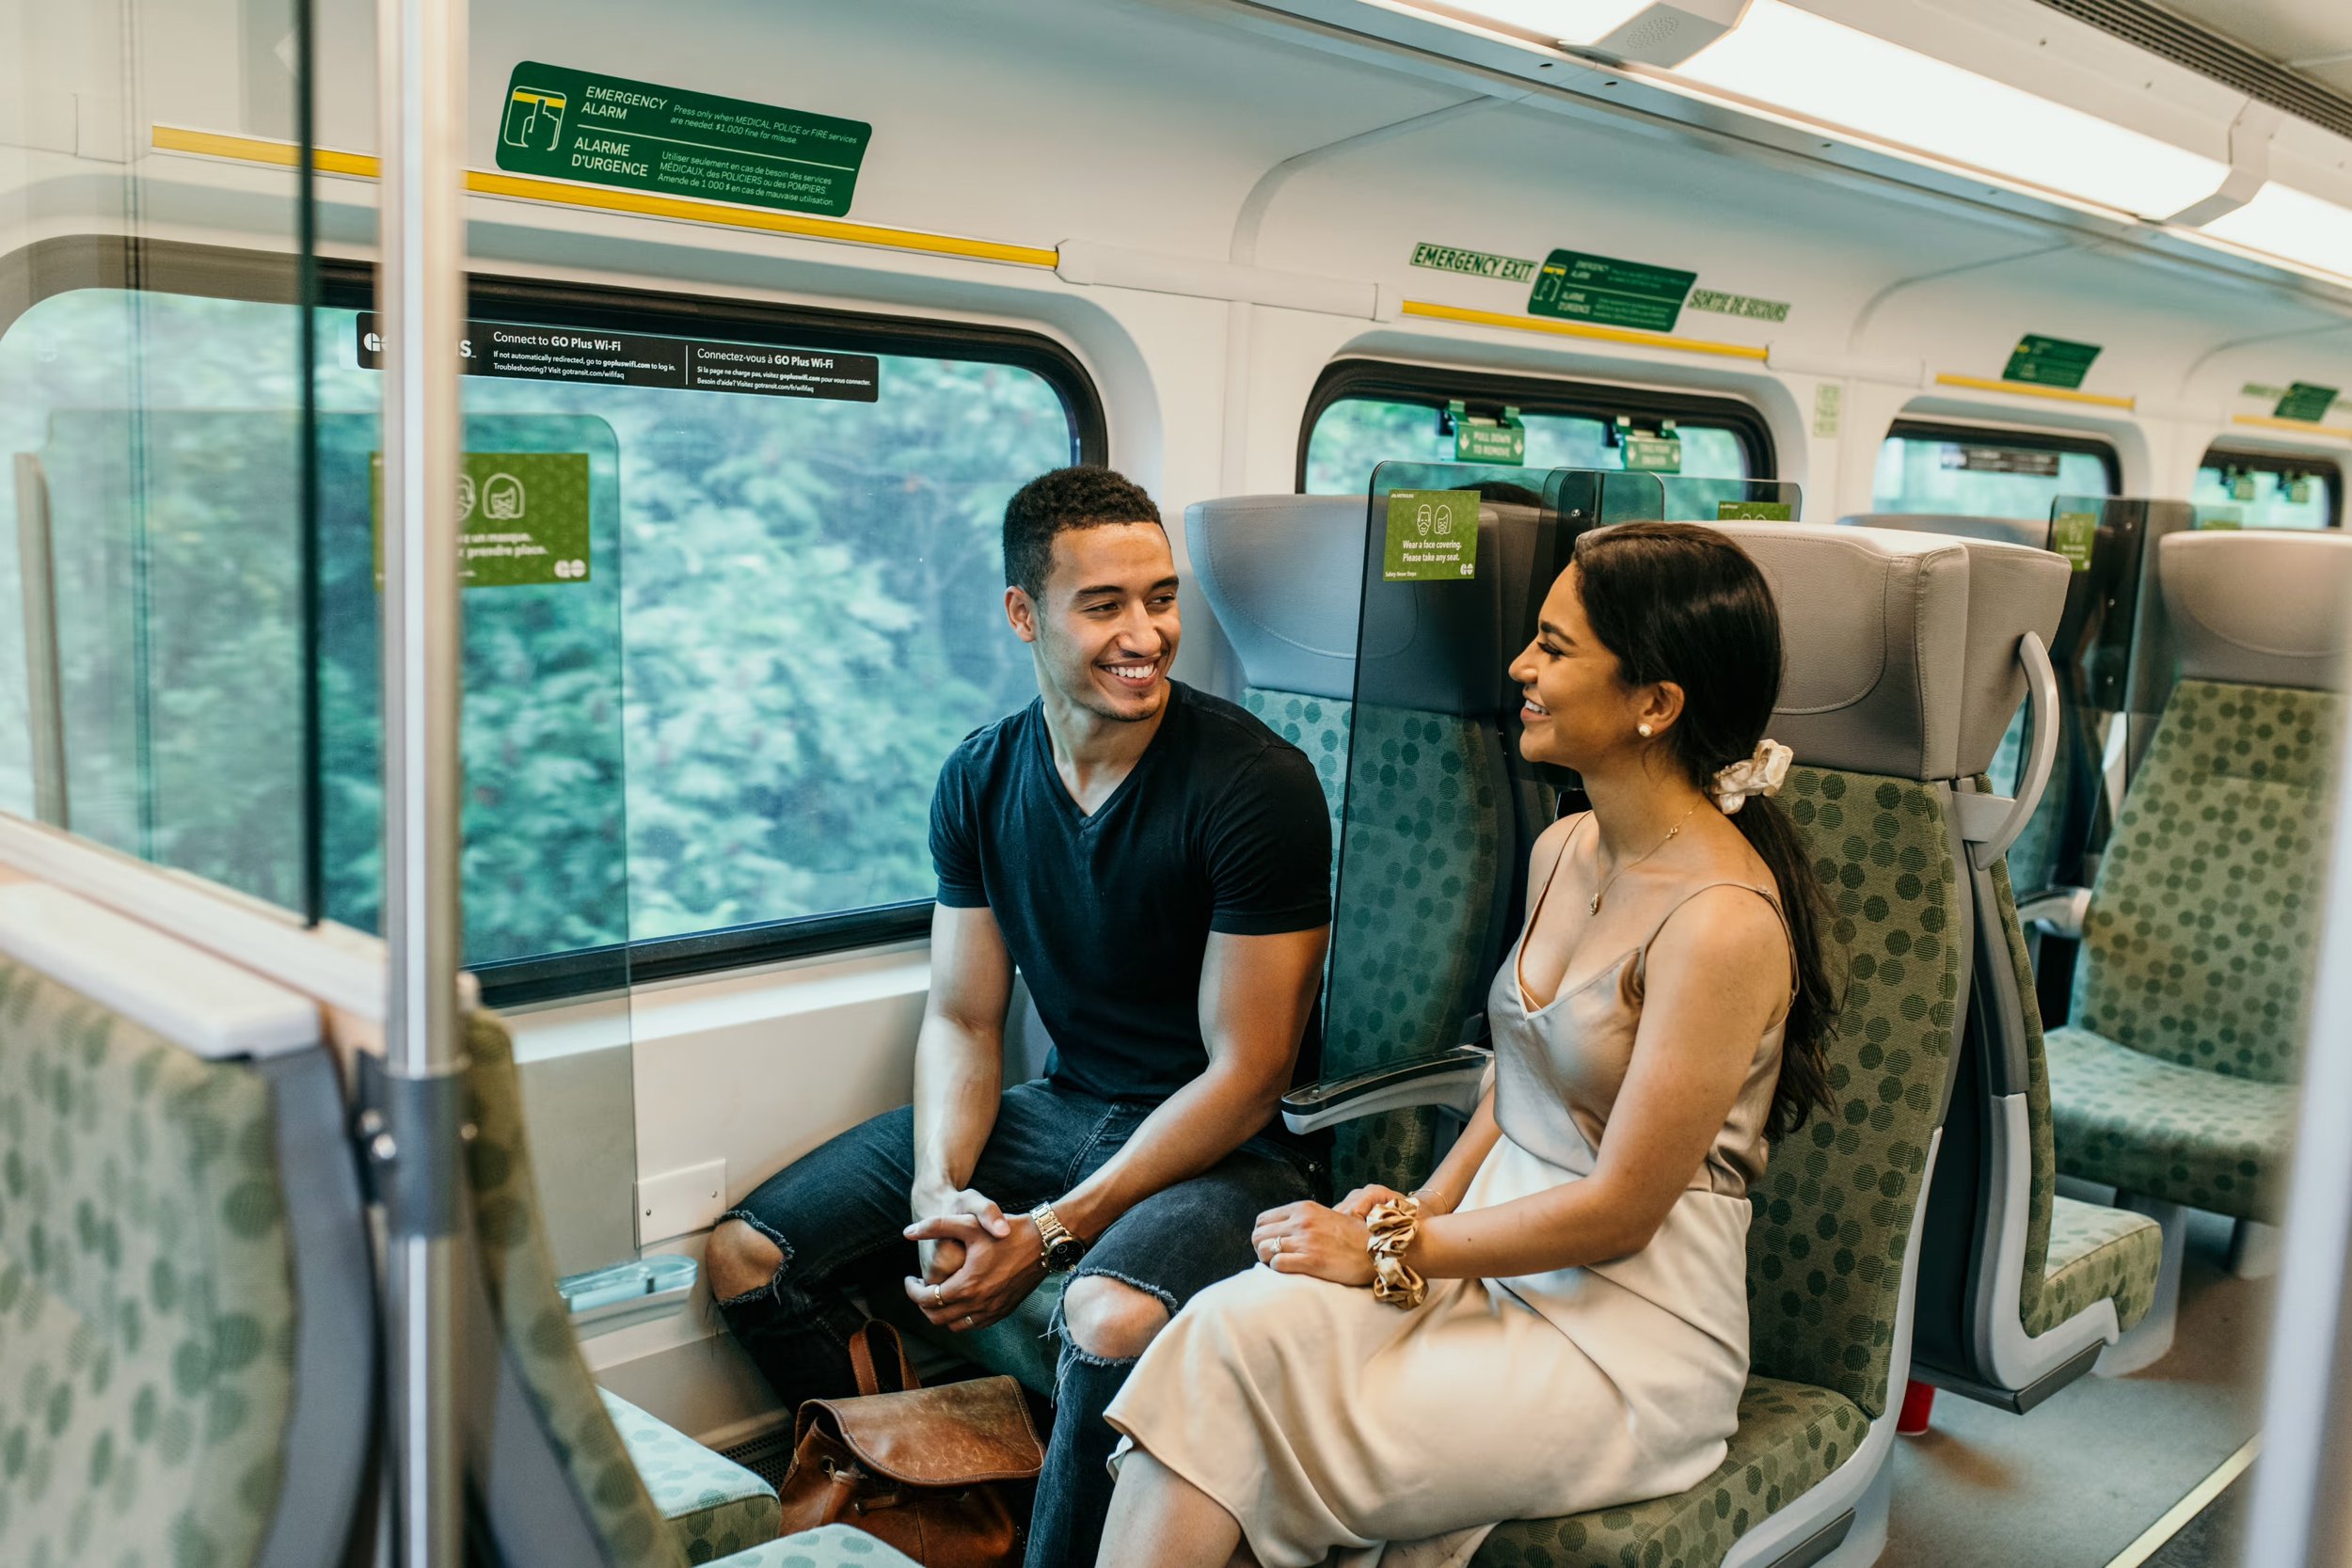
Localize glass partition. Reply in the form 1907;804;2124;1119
1319;467;1659;1062
2;273;321;907
1657;473;1804;523
2193;455;2339;531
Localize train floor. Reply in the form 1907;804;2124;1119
1885;1206;2265;1568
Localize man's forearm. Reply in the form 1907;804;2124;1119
1051;1061;1284;1242
910;1013;1004;1208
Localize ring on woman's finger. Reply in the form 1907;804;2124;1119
1272;1235;1284;1257
930;1284;946;1309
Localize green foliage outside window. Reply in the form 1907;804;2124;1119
1871;434;2110;519
2189;464;2335;531
1304;395;1751;499
0;289;1076;963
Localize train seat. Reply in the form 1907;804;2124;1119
1294;521;2015;1566
457;1007;916;1567
1842;516;2166;1415
0;882;374;1568
2041;529;2350;1370
1188;493;1511;1193
597;1386;785;1561
1838;514;2079;898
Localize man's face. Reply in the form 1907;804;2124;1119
1008;522;1182;724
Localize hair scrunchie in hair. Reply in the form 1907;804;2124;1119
1711;739;1793;816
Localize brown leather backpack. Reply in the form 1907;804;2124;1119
775;1322;1045;1567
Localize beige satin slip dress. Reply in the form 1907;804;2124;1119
1105;824;1793;1568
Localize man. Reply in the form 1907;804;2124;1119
707;466;1332;1566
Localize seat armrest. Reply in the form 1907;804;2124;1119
1280;1047;1492;1134
2016;886;2090;940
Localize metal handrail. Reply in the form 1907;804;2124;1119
373;2;469;1565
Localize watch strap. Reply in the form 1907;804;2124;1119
1030;1202;1080;1269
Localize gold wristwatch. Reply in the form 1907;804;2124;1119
1029;1202;1087;1274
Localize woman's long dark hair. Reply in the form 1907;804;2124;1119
1570;521;1840;1141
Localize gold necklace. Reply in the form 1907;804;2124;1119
1589;803;1700;915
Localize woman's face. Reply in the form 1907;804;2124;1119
1508;563;1646;768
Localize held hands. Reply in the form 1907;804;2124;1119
1250;1201;1376;1288
902;1194;1044;1333
908;1185;1007;1287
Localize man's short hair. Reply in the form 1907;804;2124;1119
1003;467;1164;599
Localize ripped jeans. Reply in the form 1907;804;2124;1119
716;1078;1315;1568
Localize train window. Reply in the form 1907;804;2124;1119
2191;450;2341;530
1296;361;1770;496
0;244;1104;991
1872;421;2118;518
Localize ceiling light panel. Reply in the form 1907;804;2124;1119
1417;0;1653;46
1676;0;2230;218
2200;182;2352;282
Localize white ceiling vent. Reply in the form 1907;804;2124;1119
2035;0;2352;142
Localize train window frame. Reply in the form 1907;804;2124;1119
0;234;1109;1006
2195;445;2344;529
1876;419;2123;511
1295;358;1777;492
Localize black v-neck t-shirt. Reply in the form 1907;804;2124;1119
930;681;1331;1106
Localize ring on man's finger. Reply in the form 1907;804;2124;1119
930;1284;945;1309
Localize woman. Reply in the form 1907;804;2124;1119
1095;522;1840;1568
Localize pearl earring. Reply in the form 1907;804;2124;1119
1637;723;1653;738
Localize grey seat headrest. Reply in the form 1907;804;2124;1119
1715;523;2067;781
1839;512;2047;552
2159;530;2352;691
1186;496;1365;703
1187;493;1511;715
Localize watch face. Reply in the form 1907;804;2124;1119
1045;1237;1087;1273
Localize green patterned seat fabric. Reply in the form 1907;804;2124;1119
466;1011;686;1565
1477;766;1961;1568
600;1388;781;1562
1748;767;1960;1420
2044;1026;2296;1221
2034;1196;2163;1337
469;1011;896;1568
1475;1380;1867;1568
1243;690;1351;865
1318;703;1502;1193
2068;679;2336;1082
0;956;296;1568
721;1525;918;1567
2047;678;2336;1220
1981;855;2161;1340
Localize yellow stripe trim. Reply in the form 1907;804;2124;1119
150;125;1058;270
2232;413;2352;440
152;124;382;179
1402;300;1770;362
1934;372;2136;410
461;171;1058;266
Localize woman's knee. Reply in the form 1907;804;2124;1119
707;1217;785;1304
1062;1274;1173;1361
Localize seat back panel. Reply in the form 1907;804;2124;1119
0;956;297;1568
464;1010;682;1568
1751;768;1963;1420
2074;678;2341;1083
